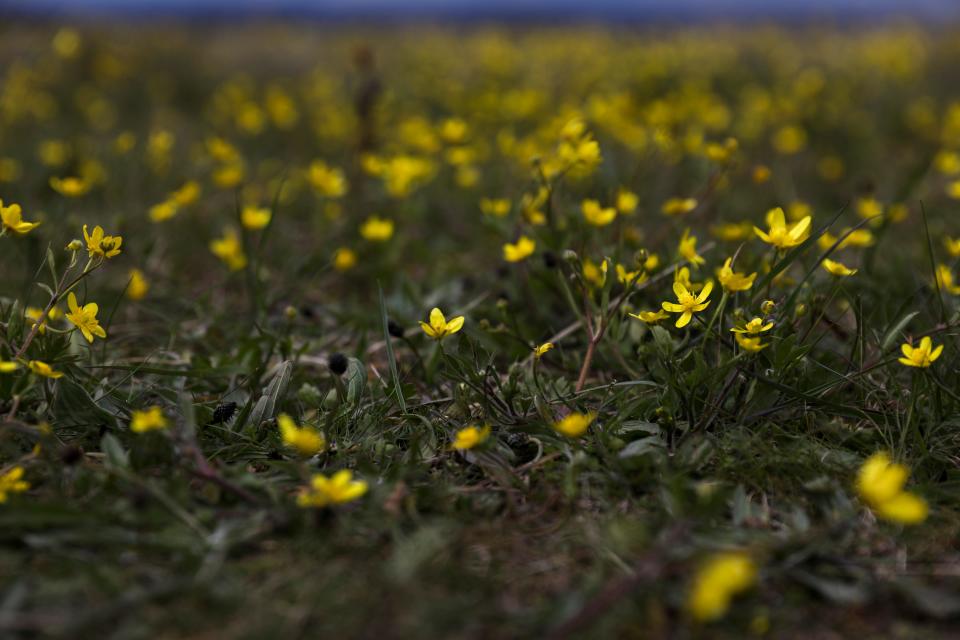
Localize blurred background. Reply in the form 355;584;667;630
2;0;958;21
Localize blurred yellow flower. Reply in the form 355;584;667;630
822;258;857;277
678;229;705;267
0;200;39;235
661;197;697;217
278;414;325;457
297;470;368;508
0;361;19;373
307;160;348;198
899;336;942;368
503;235;536;262
480;198;510;217
856;452;928;524
629;309;670;324
28;360;63;379
553;412;595;438
754;207;810;250
130;406;169;433
241;206;272;230
616;189;639;215
581;199;617;226
360;216;394;242
333;247;357;271
209;228;247;271
687;552;757;621
716;258;756;292
452;425;491;450
533;342;554;358
0;467;30;503
127;269;149;300
49;176;91;197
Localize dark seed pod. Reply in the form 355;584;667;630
212;401;238;424
387;319;405;338
542;250;559;269
60;444;84;465
329;353;349;376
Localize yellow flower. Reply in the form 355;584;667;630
149;200;179;223
856;452;928;524
582;258;608;287
28;360;63;379
662;280;713;328
711;222;753;242
581;199;617;226
278;414;325;457
629;309;670;324
297;469;368;508
50;176;91;197
210;228;248;271
716;258;756;292
333;247;357;271
241;206;272;230
307;160;348;198
127;269;149;300
899;336;943;368
678;229;705;268
534;342;554;358
856;196;883;219
1;200;40;234
772;124;807;154
503;235;536;262
172;180;201;206
947;180;960;200
0;467;30;503
936;264;960;295
83;224;123;259
616;189;639;215
753;207;811;250
480;198;510;217
25;306;61;335
734;333;768;352
731;318;774;334
661;197;697;217
615;263;645;285
66;292;106;343
360;216;394;241
687;552;757;622
0;361;19;373
752;165;771;183
944;237;960;258
452;425;491;450
818;229;875;251
213;163;245;188
420;307;465;340
822;258;857;277
553;412;595;438
130;406;169;433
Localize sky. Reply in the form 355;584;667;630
1;0;957;21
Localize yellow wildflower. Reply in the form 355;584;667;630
945;237;960;258
1;200;40;235
534;342;554;358
716;258;756;292
130;406;169;433
307;160;348;198
209;228;247;271
731;318;774;334
452;425;491;450
753;207;810;250
420;307;465;340
0;467;30;503
83;224;123;259
66;292;106;343
616;189;639;215
28;360;63;379
297;470;368;508
937;264;960;294
0;361;19;373
50;176;91;197
629;309;670;324
553;412;595;438
127;269;149;300
360;216;394;241
503;236;536;262
899;337;943;368
480;198;510;218
581;199;617;226
333;247;357;271
678;229;705;267
856;452;928;524
278;414;325;457
661;197;697;217
822;258;857;277
687;552;757;622
241;206;272;230
734;333;768;352
662;280;713;328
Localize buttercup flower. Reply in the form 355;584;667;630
734;333;768;352
297;470;368;508
662;280;714;328
127;269;149;300
420;307;465;340
1;200;40;234
553;412;595;438
480;198;510;217
616;189;638;215
130;406;169;433
503;235;536;262
687;552;757;622
66;292;106;343
899;337;942;368
241;206;272;230
678;229;705;267
662;197;697;217
278;414;325;456
451;425;491;450
935;264;960;295
28;360;63;379
360;216;394;241
333;247;357;271
731;317;774;334
581;199;617;226
83;224;123;259
50;176;91;197
754;207;811;250
629;309;670;324
0;467;30;503
0;361;19;373
533;342;554;358
822;258;857;277
26;306;61;334
716;258;756;292
856;452;928;524
210;228;247;271
307;160;348;197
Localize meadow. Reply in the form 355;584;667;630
2;21;960;638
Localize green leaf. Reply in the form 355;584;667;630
249;360;293;426
100;433;129;469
